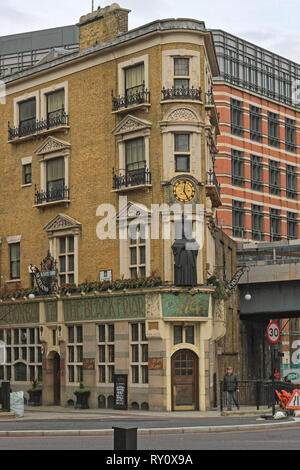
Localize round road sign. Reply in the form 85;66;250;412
267;321;280;344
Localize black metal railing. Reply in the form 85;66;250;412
34;184;70;205
219;379;299;412
161;86;202;101
112;86;150;111
112;167;151;190
206;169;221;198
8;110;69;140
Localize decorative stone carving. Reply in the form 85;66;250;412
168;107;198;122
112;114;152;136
145;293;162;319
212;298;226;341
35;136;71;156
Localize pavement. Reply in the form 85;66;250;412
0;405;299;436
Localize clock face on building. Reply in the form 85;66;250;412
173;179;196;203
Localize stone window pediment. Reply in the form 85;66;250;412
35;136;71;158
43;213;81;235
112;115;152;138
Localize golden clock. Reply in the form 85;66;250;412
173;179;196;203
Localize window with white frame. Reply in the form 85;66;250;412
23;163;32;185
125;137;146;174
67;325;83;383
35;136;70;205
112;115;152;191
18;98;36;132
174;133;190;172
130;322;148;384
174;58;190;90
41;82;68;122
46;89;65;121
162;49;200;92
129;235;146;279
118;55;149;98
44;214;80;287
98;324;115;384
0;327;42;382
125;63;145;98
9;242;20;280
12;91;39;137
21;156;33;186
58;235;75;285
117;204;151;280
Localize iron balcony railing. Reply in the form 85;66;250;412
161;85;202;101
112;85;150;112
8;109;69;140
112;166;151;190
34;183;70;205
206;169;221;198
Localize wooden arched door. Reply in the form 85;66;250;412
171;349;198;411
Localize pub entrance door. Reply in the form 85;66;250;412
171;349;198;411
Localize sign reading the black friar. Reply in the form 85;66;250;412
114;375;128;410
30;251;58;295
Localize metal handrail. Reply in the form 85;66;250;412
112;166;151;190
161;85;202;101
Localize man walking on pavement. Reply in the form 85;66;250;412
223;366;240;411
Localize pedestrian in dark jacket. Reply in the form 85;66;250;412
223;366;240;411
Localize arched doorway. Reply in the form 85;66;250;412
171;349;198;411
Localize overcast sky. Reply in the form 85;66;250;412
1;0;300;63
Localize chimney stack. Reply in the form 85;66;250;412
78;3;131;51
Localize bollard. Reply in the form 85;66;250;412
0;381;10;412
113;427;137;450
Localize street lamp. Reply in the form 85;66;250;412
244;268;252;301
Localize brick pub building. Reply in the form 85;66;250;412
0;4;239;411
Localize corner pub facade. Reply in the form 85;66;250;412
0;4;233;411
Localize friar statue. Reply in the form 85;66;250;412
171;217;200;287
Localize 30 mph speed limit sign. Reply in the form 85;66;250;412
267;321;280;344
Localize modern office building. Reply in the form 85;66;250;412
212;29;300;242
0;25;79;78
